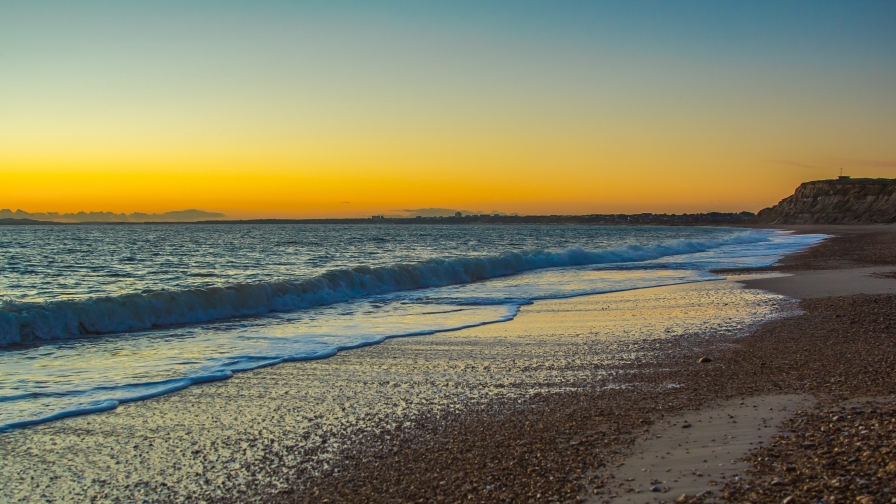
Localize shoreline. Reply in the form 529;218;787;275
598;224;896;503
281;224;896;503
1;225;895;502
0;275;793;502
0;225;800;430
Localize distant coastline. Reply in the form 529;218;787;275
0;208;224;224
0;212;756;226
7;176;893;226
0;218;63;226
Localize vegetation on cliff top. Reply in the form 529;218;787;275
756;178;896;225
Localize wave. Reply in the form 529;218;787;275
0;306;522;431
0;231;771;347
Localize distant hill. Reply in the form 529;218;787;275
201;212;756;225
0;209;225;223
0;218;62;225
756;178;896;224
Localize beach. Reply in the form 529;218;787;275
6;1;896;502
2;225;896;503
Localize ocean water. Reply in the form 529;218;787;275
0;224;825;430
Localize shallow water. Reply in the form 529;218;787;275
0;225;824;429
0;277;793;503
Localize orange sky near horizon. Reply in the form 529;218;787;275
2;2;895;219
3;158;883;219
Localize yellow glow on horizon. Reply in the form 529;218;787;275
5;83;893;219
0;149;838;219
3;4;895;219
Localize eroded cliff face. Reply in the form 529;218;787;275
756;179;896;224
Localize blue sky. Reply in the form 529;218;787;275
2;1;895;216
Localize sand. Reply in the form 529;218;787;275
2;225;896;503
0;279;789;503
737;266;896;299
722;397;896;503
597;395;815;504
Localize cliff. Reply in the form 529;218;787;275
756;178;896;224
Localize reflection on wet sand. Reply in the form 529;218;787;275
0;277;790;503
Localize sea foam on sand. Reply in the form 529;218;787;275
0;278;793;503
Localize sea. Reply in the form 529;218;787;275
0;224;825;431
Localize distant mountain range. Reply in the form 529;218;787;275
0;209;225;223
0;210;758;226
756;178;896;224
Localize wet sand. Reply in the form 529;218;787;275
607;224;896;504
2;225;896;503
739;267;896;299
0;279;790;503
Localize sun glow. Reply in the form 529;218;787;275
2;2;895;218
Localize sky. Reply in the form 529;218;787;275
2;1;895;219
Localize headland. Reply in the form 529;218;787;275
2;224;895;503
2;180;895;503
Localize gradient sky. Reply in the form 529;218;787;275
2;1;895;218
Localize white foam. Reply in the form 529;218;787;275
0;229;828;430
0;306;520;430
0;230;778;346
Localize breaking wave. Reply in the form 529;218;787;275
0;231;770;347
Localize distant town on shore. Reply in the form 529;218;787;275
0;212;757;226
3;177;895;226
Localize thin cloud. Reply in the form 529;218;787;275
768;159;829;170
770;158;896;170
829;158;896;168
